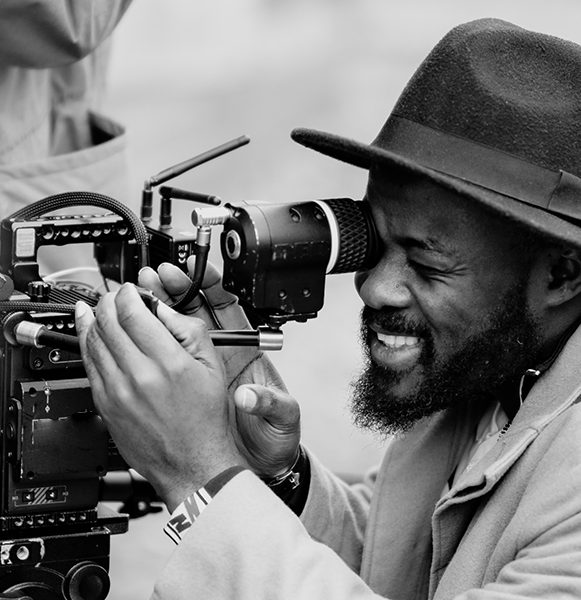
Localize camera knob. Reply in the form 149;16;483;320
27;280;52;303
63;562;110;600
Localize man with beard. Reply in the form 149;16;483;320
76;18;581;599
351;195;544;437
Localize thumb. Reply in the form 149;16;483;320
234;384;300;429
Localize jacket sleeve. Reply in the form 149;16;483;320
299;449;376;572
150;470;385;600
0;0;132;68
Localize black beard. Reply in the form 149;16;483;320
350;280;543;436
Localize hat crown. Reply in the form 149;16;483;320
389;18;581;177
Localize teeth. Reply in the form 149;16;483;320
377;333;420;348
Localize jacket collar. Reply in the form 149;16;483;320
440;321;581;507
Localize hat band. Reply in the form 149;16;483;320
375;116;581;223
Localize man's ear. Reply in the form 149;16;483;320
546;248;581;305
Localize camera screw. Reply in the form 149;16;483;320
289;208;301;223
16;546;30;561
49;350;62;363
302;288;311;298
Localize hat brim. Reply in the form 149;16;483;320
291;127;581;250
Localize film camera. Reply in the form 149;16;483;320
0;137;377;599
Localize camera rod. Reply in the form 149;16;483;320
7;320;283;352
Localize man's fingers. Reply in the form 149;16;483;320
75;300;94;341
137;266;172;304
156;300;217;359
95;285;183;369
139;263;192;301
75;300;95;368
197;260;222;290
140;258;250;329
74;301;109;401
192;258;250;329
233;384;300;427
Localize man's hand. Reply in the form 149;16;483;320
138;259;301;477
138;258;264;382
75;283;246;511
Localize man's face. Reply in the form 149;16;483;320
352;172;544;434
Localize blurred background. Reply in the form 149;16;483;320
102;1;581;597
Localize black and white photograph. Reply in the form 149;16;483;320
0;1;580;598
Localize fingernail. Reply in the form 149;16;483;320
75;301;90;319
239;387;257;410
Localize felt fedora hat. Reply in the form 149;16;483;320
291;18;581;249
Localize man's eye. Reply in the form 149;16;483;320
409;260;444;277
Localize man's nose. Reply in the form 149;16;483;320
354;255;413;311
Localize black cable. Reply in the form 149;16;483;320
169;244;210;312
0;301;75;313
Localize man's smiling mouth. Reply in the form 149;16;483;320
376;332;421;348
368;325;424;370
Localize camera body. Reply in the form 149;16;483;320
0;211;137;599
0;309;127;599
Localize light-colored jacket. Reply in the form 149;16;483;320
152;322;581;599
0;0;132;275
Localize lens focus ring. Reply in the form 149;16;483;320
324;198;375;274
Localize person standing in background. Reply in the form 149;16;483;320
0;0;133;274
